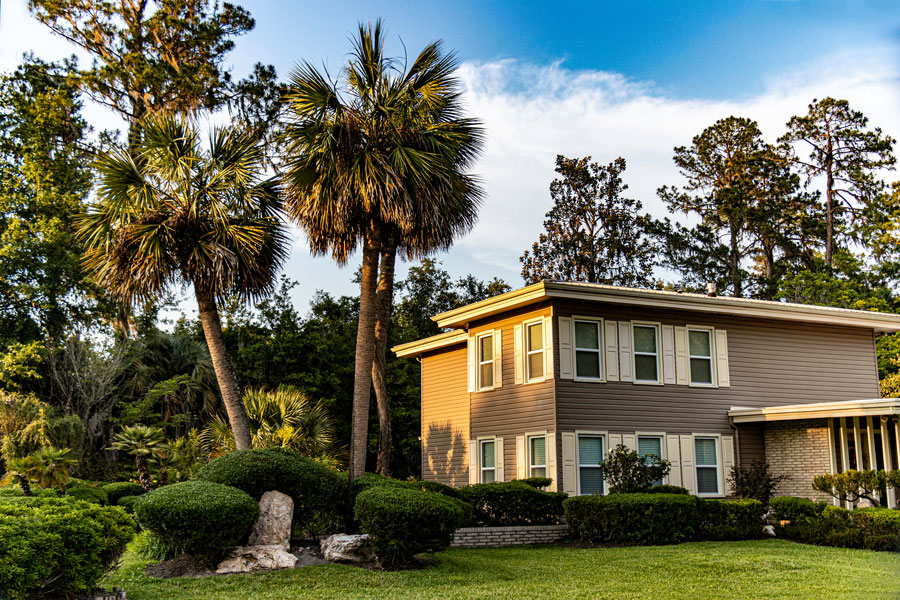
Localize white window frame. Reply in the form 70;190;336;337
573;317;605;382
692;433;723;497
526;433;548;478
575;430;607;496
479;437;497;483
523;318;546;383
686;326;717;388
476;331;495;391
636;433;667;486
631;321;662;385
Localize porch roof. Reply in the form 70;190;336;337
728;398;900;423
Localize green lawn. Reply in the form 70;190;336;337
108;540;900;600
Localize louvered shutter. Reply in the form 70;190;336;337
622;434;636;451
514;324;524;384
674;327;688;386
605;320;619;381
494;437;505;482
723;435;735;494
561;432;577;496
516;435;526;479
715;330;730;387
608;433;623;451
468;440;478;484
558;317;574;379
662;325;676;385
493;329;503;389
546;434;557;491
680;435;695;494
467;335;476;392
666;435;682;486
617;322;633;382
543;316;554;380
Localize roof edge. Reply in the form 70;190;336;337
729;398;900;423
392;329;467;358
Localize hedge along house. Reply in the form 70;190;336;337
393;281;900;508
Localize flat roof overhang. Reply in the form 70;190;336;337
728;398;900;423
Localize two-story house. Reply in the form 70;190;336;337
393;281;900;508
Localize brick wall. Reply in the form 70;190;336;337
764;419;832;502
451;524;567;548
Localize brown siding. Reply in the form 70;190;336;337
420;344;469;486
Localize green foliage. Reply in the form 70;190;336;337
0;391;85;466
564;493;701;545
66;485;109;505
727;459;788;505
812;469;898;507
599;444;671;494
769;496;827;522
133;531;180;562
697;499;764;541
457;481;566;527
133;480;258;563
0;495;134;599
103;482;146;505
780;506;900;552
517;476;553;489
646;485;689;495
117;495;140;514
354;485;465;566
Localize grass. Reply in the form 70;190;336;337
107;539;900;600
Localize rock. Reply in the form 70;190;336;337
762;525;776;537
320;533;374;563
216;545;299;574
248;490;293;549
292;546;328;567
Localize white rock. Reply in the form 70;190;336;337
320;533;374;563
248;490;294;549
762;525;776;537
216;545;299;574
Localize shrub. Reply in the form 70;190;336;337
517;476;552;489
404;479;464;499
458;481;566;526
779;505;900;552
66;485;109;505
133;480;259;564
0;496;134;600
698;499;764;540
769;496;827;523
103;482;146;505
195;448;345;533
117;495;140;513
646;484;689;495
599;444;671;493
727;460;787;505
354;485;465;566
564;493;700;545
133;531;179;561
0;487;23;497
812;469;893;507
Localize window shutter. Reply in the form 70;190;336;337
514;324;524;385
493;329;503;389
558;317;574;379
561;432;577;496
543;316;554;380
494;437;505;482
608;433;623;451
617;322;633;382
546;433;557;491
516;435;526;480
715;330;730;387
666;435;682;487
467;335;476;392
662;325;676;385
680;435;695;494
722;435;735;494
674;327;688;386
468;439;478;484
622;434;636;451
605;321;619;381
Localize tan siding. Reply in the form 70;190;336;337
736;423;766;468
421;344;469;486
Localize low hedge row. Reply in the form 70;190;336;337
769;495;827;522
103;482;146;505
777;502;900;552
458;481;567;527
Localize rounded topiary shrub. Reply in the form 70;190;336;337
458;481;567;526
117;495;140;514
646;484;690;495
103;482;146;505
769;496;827;523
355;485;465;566
66;485;109;505
195;448;345;532
133;480;258;563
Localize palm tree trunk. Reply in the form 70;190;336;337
194;285;252;451
136;456;153;491
18;477;32;497
349;220;381;481
373;237;398;476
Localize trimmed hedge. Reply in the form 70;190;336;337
0;496;134;600
103;482;146;505
195;448;345;533
518;477;553;489
647;484;690;495
133;480;259;564
458;481;566;527
117;495;140;514
780;505;900;552
355;485;465;566
66;485;109;505
564;493;700;545
698;499;764;541
769;496;827;523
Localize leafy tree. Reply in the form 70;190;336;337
29;446;75;491
599;444;670;494
521;156;657;287
781;97;896;269
110;424;168;490
78;115;289;450
0;454;40;496
727;459;787;505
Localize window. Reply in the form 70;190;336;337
638;436;664;487
694;437;719;496
574;320;603;380
477;333;494;390
480;439;496;483
577;435;604;495
528;435;547;478
633;324;660;383
689;329;714;385
526;321;544;381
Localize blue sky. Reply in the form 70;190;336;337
1;0;899;316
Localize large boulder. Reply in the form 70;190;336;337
216;545;298;574
320;533;373;563
248;491;293;549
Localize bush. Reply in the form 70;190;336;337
779;505;900;552
195;448;345;534
133;480;259;564
66;485;109;505
103;482;146;505
133;531;179;561
458;481;566;526
698;499;764;540
727;459;787;505
564;493;699;545
646;484;689;495
769;496;827;523
117;494;140;514
517;477;552;489
354;485;465;566
348;474;471;525
0;486;23;497
0;496;134;600
599;444;671;493
403;479;464;500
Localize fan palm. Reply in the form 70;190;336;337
281;21;484;479
78;115;289;450
110;425;169;491
0;455;40;496
29;447;75;491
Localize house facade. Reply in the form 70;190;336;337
393;281;900;508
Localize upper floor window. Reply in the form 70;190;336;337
633;324;660;383
689;329;714;386
528;435;547;478
526;321;544;381
480;439;496;483
694;437;720;496
477;333;494;390
574;319;603;380
577;434;604;495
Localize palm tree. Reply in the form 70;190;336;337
78;115;289;450
0;455;39;496
30;447;75;491
110;425;169;491
281;21;484;479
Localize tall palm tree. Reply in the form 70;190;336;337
29;447;75;491
0;455;40;496
78;115;289;450
110;424;169;491
281;21;484;479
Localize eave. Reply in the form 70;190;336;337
728;398;900;424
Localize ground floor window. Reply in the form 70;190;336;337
694;437;719;496
529;435;547;478
638;435;664;486
578;435;604;495
480;439;496;483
